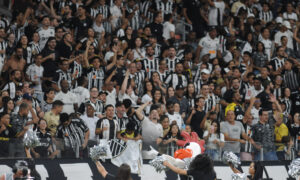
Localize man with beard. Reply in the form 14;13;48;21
165;62;188;90
225;91;245;122
221;78;242;106
142;45;159;79
165;46;182;73
2;70;24;99
2;46;26;75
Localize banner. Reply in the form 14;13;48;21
0;159;295;180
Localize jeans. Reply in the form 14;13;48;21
206;149;220;161
255;151;278;161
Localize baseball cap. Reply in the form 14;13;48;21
282;20;291;29
86;103;96;110
201;69;210;74
247;13;255;18
23;93;32;100
276;17;283;24
176;84;184;90
99;91;108;95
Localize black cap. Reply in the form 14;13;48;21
99;91;108;95
176;84;184;90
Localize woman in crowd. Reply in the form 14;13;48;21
162;124;183;156
0;96;15;114
203;120;225;161
41;88;55;113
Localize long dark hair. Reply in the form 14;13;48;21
211;120;221;139
189;154;215;174
253;161;263;180
2;96;14;114
115;164;132;180
166;124;181;140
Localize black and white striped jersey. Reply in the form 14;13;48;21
125;5;140;31
53;69;73;89
133;70;146;97
203;94;217;113
165;57;181;73
115;115;130;131
259;11;273;23
8;21;28;41
0;40;7;64
56;118;89;150
281;98;292;114
0;17;9;29
283;68;300;92
86;67;106;91
270;57;285;71
158;70;169;82
142;56;160;79
96;117;119;140
152;0;174;19
29;41;41;56
140;0;153;27
78;99;105;116
165;73;188;89
23;46;33;65
273;87;282;100
70;61;83;88
145;43;162;57
80;37;98;50
2;81;20;99
194;79;206;96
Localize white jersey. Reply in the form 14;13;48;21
26;64;44;93
37;26;55;50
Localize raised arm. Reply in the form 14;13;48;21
120;70;130;95
135;102;150;121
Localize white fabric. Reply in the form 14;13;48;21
198;34;220;59
162;21;175;40
54;91;77;114
80;114;98;140
72;86;90;106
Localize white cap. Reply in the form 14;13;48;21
247;13;255;18
276;17;283;24
201;69;210;74
282;20;291;29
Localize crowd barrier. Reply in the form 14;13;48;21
0;158;295;180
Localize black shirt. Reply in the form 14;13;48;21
148;22;163;43
187;169;216;180
190;110;205;138
183;0;201;21
41;48;59;78
0;124;16;157
34;129;52;158
73;17;93;40
256;91;272;111
56;41;73;59
104;173;115;180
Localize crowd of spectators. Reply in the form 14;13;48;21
0;0;300;162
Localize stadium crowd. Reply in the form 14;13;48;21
0;0;300;163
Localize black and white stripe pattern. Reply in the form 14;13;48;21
23;46;33;65
273;87;282;100
142;56;159;79
126;5;140;31
87;68;105;91
158;71;169;82
8;22;28;41
194;80;205;96
0;17;9;29
165;73;188;89
70;61;83;89
29;41;41;56
140;0;153;27
242;125;253;153
259;11;273;23
270;57;285;71
54;69;72;89
165;57;181;73
0;40;7;65
109;139;127;158
281;98;292;114
83;99;104;116
56;118;89;151
133;71;145;96
97;5;112;33
80;37;98;49
154;0;174;19
2;82;17;99
116;115;129;131
96;117;119;140
283;70;300;92
203;95;216;113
